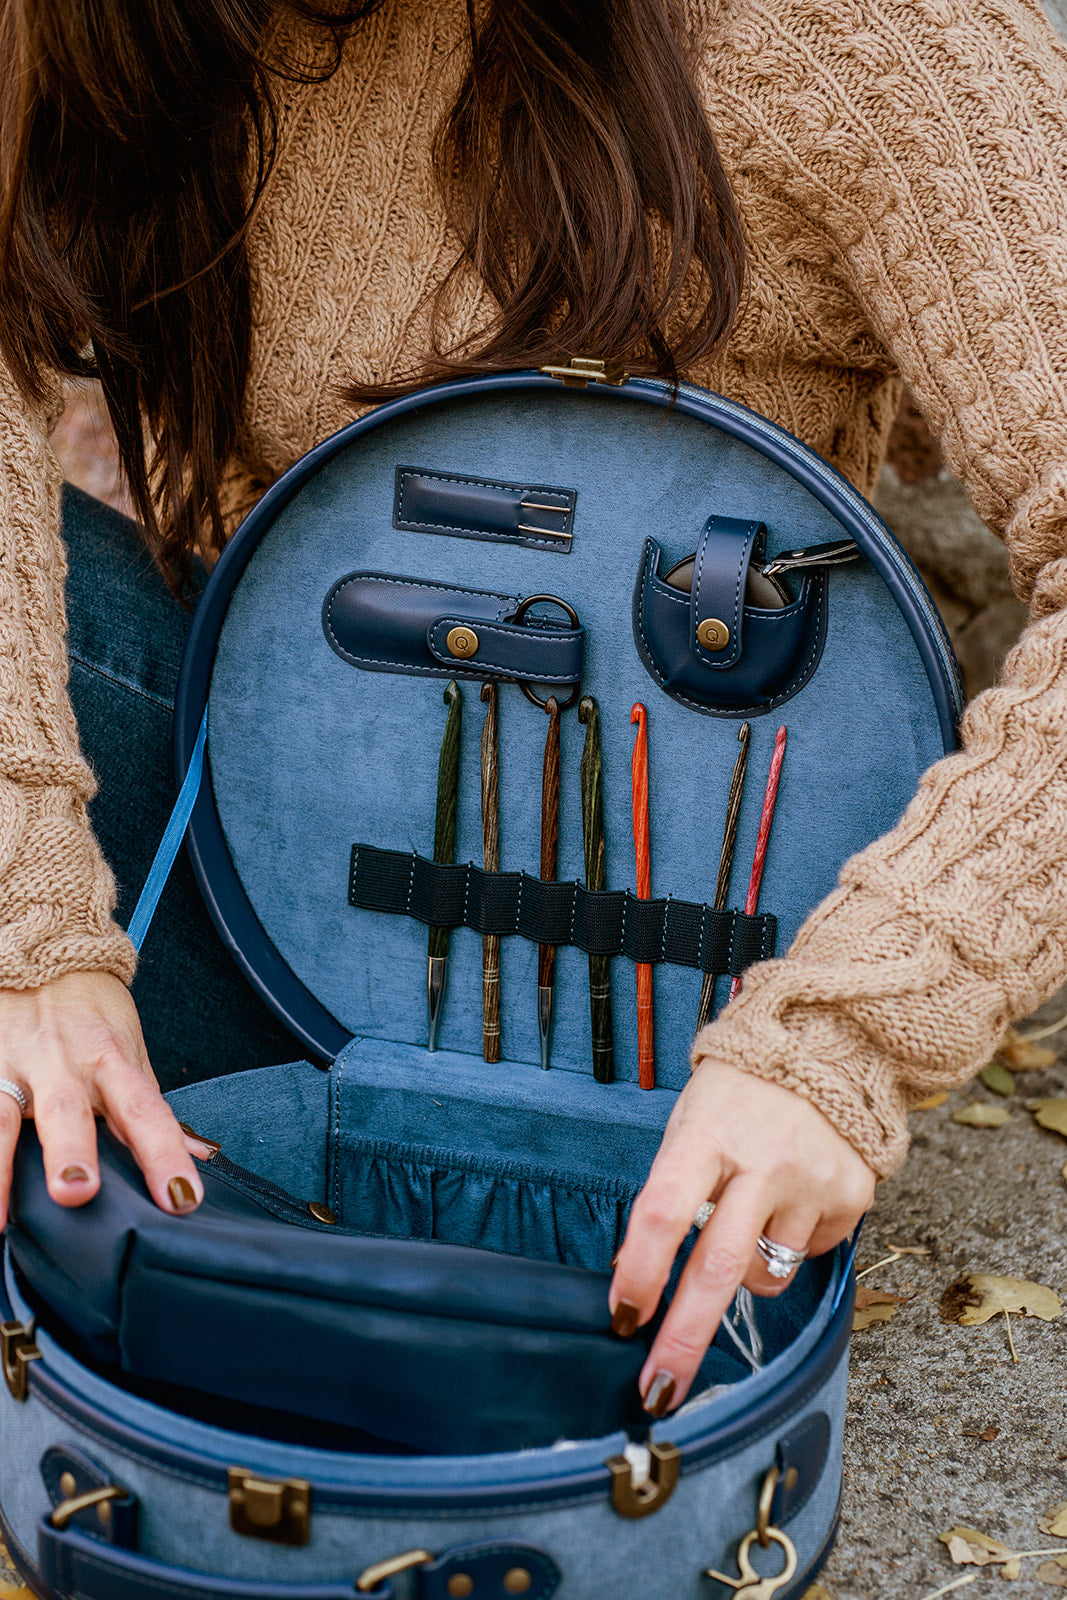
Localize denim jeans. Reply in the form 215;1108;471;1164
62;484;304;1092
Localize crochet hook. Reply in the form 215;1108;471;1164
696;721;751;1032
631;703;655;1089
427;680;462;1050
579;695;614;1083
728;724;787;1003
480;682;501;1063
538;695;561;1070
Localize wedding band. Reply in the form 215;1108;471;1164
693;1201;807;1279
757;1235;807;1279
0;1079;27;1115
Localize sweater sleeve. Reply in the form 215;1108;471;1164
0;361;136;988
692;0;1067;1175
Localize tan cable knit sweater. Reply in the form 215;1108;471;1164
3;0;1067;1175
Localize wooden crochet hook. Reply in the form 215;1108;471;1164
427;680;462;1050
538;695;561;1070
631;703;655;1089
696;721;751;1032
728;724;787;1003
480;682;501;1063
579;695;613;1083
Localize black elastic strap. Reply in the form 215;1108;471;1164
349;845;775;976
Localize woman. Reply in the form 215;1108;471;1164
0;0;1064;1419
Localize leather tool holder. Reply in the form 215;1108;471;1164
323;572;584;694
633;516;828;715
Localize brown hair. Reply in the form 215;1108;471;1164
0;0;746;594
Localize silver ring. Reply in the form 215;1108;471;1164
693;1201;716;1230
757;1235;807;1279
0;1078;27;1115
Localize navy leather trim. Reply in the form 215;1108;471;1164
39;1445;138;1550
394;466;575;552
771;1411;830;1525
176;371;959;1062
690;517;763;669
1;1245;854;1515
426;617;583;684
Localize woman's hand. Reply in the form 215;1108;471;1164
610;1059;875;1416
0;970;204;1230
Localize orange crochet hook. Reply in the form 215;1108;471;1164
631;703;655;1089
729;724;787;1002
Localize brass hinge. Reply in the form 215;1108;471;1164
227;1468;311;1545
2;1320;42;1401
539;357;629;388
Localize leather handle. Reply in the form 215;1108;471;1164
37;1523;561;1600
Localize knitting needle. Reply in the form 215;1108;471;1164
538;695;561;1070
427;680;462;1050
631;703;655;1090
728;724;787;1003
480;682;501;1063
696;721;751;1032
579;695;614;1083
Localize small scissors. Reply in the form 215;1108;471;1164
704;1527;798;1598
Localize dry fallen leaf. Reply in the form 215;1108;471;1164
941;1526;1014;1566
940;1274;1063;1326
853;1285;910;1330
1030;1100;1067;1139
980;1062;1016;1097
1036;1558;1067;1587
799;1586;833;1600
962;1425;999;1441
1038;1505;1067;1539
914;1091;949;1110
951;1102;1013;1128
999;1028;1058;1072
1001;1557;1022;1579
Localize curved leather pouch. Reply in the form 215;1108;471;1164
323;573;584;689
633;517;827;715
9;1127;648;1456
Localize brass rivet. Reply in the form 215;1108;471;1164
784;1466;799;1492
59;1472;77;1499
308;1201;338;1225
97;1500;113;1528
446;1576;474;1598
696;617;730;651
445;625;479;659
504;1570;532;1594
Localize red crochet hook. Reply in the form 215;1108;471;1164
631;703;655;1089
729;724;787;1002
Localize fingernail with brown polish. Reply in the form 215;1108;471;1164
168;1176;198;1214
60;1165;91;1185
643;1370;677;1417
611;1301;640;1339
609;1252;619;1269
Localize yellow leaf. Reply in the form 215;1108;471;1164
800;1587;834;1600
951;1103;1012;1128
941;1527;1012;1566
1001;1557;1022;1580
853;1301;899;1330
1031;1100;1067;1139
914;1091;948;1110
1038;1505;1067;1538
999;1029;1058;1071
941;1274;1063;1326
1036;1559;1067;1587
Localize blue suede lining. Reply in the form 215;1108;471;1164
206;388;944;1098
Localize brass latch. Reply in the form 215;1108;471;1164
2;1320;42;1401
605;1441;680;1519
539;357;629;388
356;1549;435;1593
227;1468;311;1545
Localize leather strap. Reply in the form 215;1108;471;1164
426;616;583;684
690;516;764;669
37;1523;561;1600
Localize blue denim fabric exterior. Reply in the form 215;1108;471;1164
62;484;304;1088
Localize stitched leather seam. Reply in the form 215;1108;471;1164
427;619;581;682
653;579;808;625
324;575;512;675
397;470;571;549
692;517;755;669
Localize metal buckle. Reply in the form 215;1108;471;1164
539;356;629;388
356;1548;435;1593
605;1441;681;1519
1;1320;41;1401
227;1468;311;1545
511;594;581;710
50;1485;127;1533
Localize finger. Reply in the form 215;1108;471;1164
0;1092;24;1230
610;1125;726;1331
96;1053;203;1216
31;1070;101;1207
639;1174;770;1414
743;1205;820;1297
